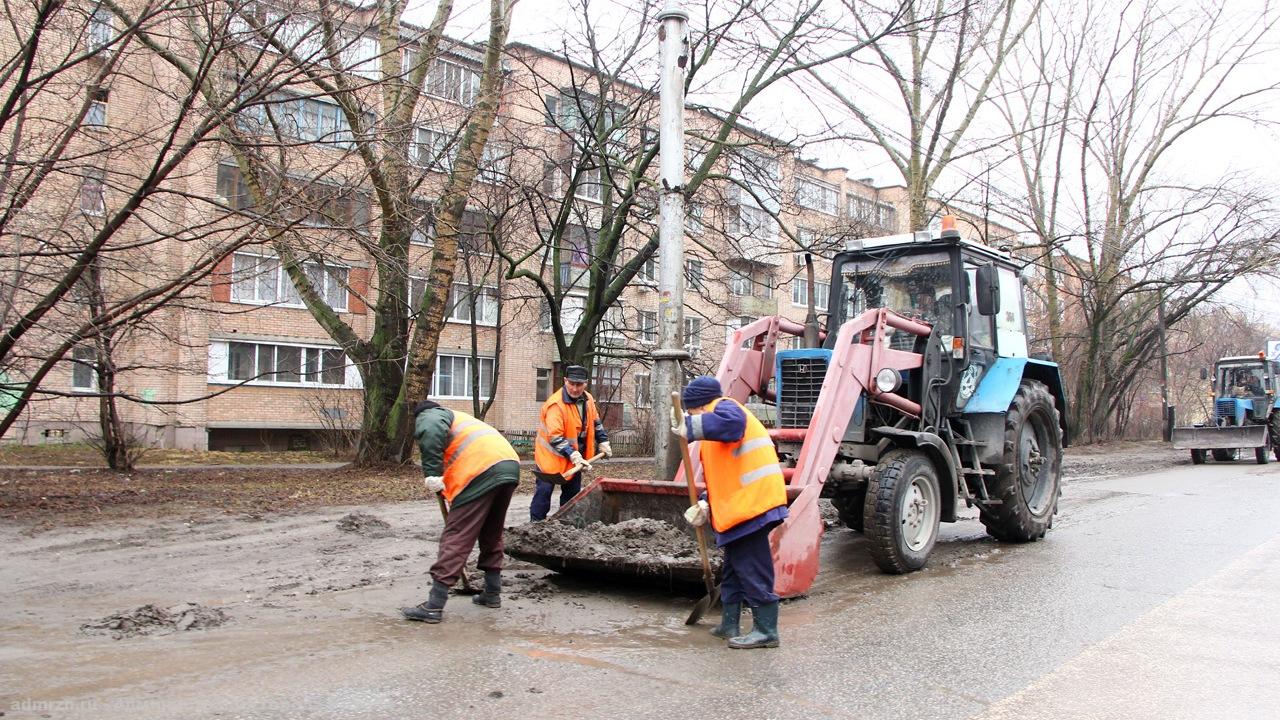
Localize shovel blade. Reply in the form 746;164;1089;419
685;585;721;625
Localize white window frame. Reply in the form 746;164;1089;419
638;254;657;285
476;141;511;185
425;59;480;106
573;158;604;203
683;316;703;356
685;258;704;291
796;176;839;215
211;340;355;388
413;126;455;172
540;294;584;335
638;309;657;344
730;269;751;297
601;304;625;343
432;353;494;399
229;252;348;312
791;277;830;309
445;283;499;326
87;5;113;52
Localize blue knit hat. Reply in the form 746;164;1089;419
681;375;722;409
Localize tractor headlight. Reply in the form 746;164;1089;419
875;368;901;393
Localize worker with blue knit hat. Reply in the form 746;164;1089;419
673;375;788;649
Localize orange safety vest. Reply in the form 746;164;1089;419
535;389;600;475
442;410;519;502
697;397;787;533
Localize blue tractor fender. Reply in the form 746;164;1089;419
962;357;1071;447
872;427;959;523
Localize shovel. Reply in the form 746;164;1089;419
673;392;720;625
435;492;478;594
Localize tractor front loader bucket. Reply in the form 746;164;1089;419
1171;423;1268;450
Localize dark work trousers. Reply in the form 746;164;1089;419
430;483;517;586
719;524;779;607
529;476;582;521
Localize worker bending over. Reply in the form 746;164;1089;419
673;376;788;649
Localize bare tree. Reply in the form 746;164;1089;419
992;0;1280;441
810;0;1042;230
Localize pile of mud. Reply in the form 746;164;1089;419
505;518;722;584
81;603;228;639
336;512;393;538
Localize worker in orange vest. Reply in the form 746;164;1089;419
673;375;788;649
401;400;520;624
532;364;611;521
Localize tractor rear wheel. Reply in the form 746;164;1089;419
833;488;866;532
1212;448;1239;462
981;380;1062;542
1190;449;1206;464
863;449;940;574
1256;446;1270;464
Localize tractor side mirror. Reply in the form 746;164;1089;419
975;264;1000;317
1199;367;1208;381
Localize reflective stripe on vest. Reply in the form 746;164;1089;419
697;397;787;533
441;410;518;502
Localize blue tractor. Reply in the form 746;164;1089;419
1172;355;1280;464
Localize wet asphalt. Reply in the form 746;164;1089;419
9;458;1280;719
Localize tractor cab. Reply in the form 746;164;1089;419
1212;356;1278;426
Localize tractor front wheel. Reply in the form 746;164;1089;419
981;380;1063;542
1256;445;1271;465
1190;449;1206;464
863;449;940;574
1271;412;1280;462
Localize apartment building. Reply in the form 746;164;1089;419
5;9;1011;451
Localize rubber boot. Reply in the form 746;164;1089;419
401;579;450;623
709;601;741;639
728;602;780;649
472;570;502;608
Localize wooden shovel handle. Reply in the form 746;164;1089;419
561;452;607;480
673;392;716;597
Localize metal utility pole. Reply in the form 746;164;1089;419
652;0;689;481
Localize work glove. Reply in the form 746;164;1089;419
683;500;710;528
670;420;687;440
599;441;613;458
423;475;445;494
569;450;592;470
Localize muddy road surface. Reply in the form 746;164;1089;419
2;444;1278;719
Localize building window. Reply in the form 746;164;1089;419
847;194;898;231
638;253;657;284
433;354;494;399
477;142;511;184
687;203;704;234
87;5;113;52
216;163;254;211
80;169;105;216
413;127;455;172
638;310;657;344
71;345;96;391
791;278;830;309
634;373;651;408
595;364;623;404
730;269;751;297
425;59;480;106
683;316;703;356
731;149;781;212
540;295;584;335
726;316;754;345
445;283;499;326
229;252;348;311
226;341;347;386
239;93;364;147
685;258;704;291
85;86;108;128
601;305;625;344
730;204;777;243
535;367;552;402
796;177;839;215
573;156;604;202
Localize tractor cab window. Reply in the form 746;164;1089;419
963;265;994;348
1219;365;1265;397
840;251;954;338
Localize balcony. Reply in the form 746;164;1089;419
728;294;778;317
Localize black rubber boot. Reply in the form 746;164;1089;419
472;570;502;608
401;579;450;623
728;602;780;649
709;601;741;639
